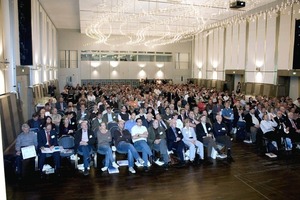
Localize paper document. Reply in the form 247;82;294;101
21;145;37;159
41;146;63;153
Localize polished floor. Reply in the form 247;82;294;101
5;142;300;200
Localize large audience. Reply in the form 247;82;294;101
15;81;300;178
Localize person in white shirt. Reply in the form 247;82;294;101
293;97;300;108
182;119;204;164
260;113;281;151
87;91;96;102
131;118;153;172
172;113;183;130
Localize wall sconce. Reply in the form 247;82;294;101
197;62;203;69
31;64;42;71
91;61;101;68
255;60;263;72
212;61;218;69
0;59;9;71
156;62;164;68
213;67;217;71
110;61;119;68
138;63;146;68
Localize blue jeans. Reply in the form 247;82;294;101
152;138;169;164
78;145;92;169
117;141;141;167
98;145;114;168
134;140;153;166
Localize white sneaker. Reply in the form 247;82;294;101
101;167;108;171
243;140;252;144
129;167;136;174
216;153;227;159
112;162;119;168
137;158;144;165
296;144;300;149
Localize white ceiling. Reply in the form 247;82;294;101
39;0;277;46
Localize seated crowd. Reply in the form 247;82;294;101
15;82;300;178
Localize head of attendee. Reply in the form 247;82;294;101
135;118;143;127
118;120;125;130
152;119;159;129
216;114;222;124
81;121;88;131
169;119;177;128
200;114;206;124
129;112;136;121
106;106;112;114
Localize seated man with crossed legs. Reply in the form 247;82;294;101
37;123;61;178
166;119;185;167
182;119;204;165
212;114;234;162
74;121;96;176
147;119;169;170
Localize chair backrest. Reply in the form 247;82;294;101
58;135;75;149
107;122;118;130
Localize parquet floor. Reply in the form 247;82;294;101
5;142;300;200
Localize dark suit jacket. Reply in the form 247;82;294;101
195;122;213;142
37;129;58;149
102;113;118;124
147;126;166;149
28;118;42;130
74;129;96;151
284;118;296;136
166;127;183;151
245;113;259;132
55;102;67;111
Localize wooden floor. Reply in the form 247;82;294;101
5;142;300;200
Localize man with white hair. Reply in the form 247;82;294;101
166;119;185;167
15;123;38;178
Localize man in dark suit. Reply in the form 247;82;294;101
147;119;169;169
74;121;96;176
37;123;60;177
166;119;185;166
196;115;224;161
102;106;118;124
48;83;56;97
213;114;233;162
284;112;299;149
55;96;67;112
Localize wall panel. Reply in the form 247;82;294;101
238;21;246;69
278;7;292;69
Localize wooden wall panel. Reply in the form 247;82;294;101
0;93;22;152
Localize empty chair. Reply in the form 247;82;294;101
58;135;75;158
107;122;118;130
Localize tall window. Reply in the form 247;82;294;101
175;53;189;69
60;50;78;68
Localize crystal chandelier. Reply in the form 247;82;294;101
84;0;271;47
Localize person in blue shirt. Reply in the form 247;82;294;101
124;112;137;133
27;113;42;132
222;101;234;134
213;114;234;162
